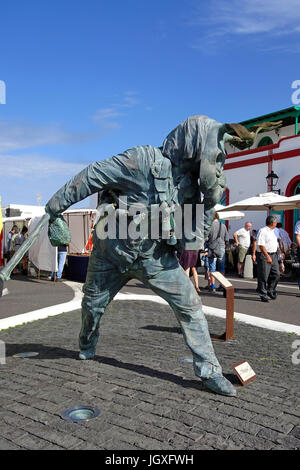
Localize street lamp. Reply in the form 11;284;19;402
266;170;280;194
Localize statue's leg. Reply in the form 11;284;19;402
79;253;128;359
141;255;236;396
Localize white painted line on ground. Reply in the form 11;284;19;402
0;281;82;331
0;282;299;336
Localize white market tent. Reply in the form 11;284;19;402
214;204;245;221
216;192;290;212
269;194;300;210
28;216;57;273
1;206;98;272
62;209;98;254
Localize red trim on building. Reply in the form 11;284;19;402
226;134;300;160
224;147;300;170
285;174;300;239
224;155;271;170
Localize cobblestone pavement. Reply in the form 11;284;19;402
0;299;299;450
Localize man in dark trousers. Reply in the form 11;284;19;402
254;215;280;302
207;212;229;292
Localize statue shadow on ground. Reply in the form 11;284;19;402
141;325;182;334
4;342;239;393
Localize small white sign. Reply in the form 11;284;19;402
232;360;256;385
235;362;255;382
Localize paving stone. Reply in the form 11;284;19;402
274;434;300;449
290;426;300;439
14;433;64;450
187;442;214;450
230;432;274;450
257;427;287;442
198;432;243;450
71;441;106;450
0;300;299;450
103;439;141;450
4;402;52;425
0;437;24;450
0;423;28;441
250;415;294;434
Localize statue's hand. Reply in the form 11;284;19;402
48;216;71;247
45;204;58;222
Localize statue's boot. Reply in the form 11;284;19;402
79;349;95;360
202;373;237;396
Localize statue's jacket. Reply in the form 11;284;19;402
45;116;227;272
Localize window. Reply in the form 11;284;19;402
257;136;273;148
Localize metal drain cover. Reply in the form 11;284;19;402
61;406;101;423
13;352;39;358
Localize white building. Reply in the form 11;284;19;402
223;105;300;240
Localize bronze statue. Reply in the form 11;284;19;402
0;115;281;396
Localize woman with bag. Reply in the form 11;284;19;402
206;212;229;292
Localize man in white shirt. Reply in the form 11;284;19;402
255;215;280;302
233;221;252;277
295;219;300;294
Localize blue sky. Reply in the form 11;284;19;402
0;0;299;209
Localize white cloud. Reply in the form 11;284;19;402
190;0;300;52
0;153;86;179
0;120;103;153
0;91;142;154
93;91;140;125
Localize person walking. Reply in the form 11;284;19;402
255;215;280;303
233;221;252;277
6;225;19;261
179;249;201;294
51;244;68;282
12;226;28;274
277;223;292;254
207;212;229;292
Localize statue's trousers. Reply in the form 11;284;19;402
79;248;222;380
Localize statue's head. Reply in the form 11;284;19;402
162;115;281;209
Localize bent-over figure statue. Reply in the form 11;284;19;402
2;115;281;396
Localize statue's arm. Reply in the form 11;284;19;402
45;153;139;218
